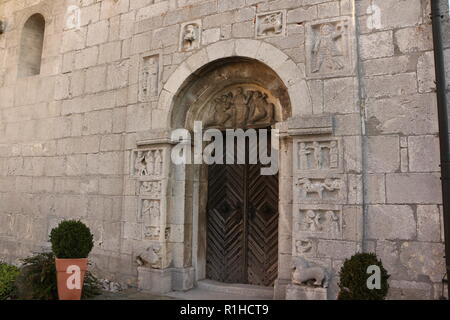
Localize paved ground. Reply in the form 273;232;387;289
91;280;274;300
91;288;267;300
91;289;174;300
92;287;272;300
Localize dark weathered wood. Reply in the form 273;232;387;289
206;130;278;286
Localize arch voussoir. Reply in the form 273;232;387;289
159;39;313;130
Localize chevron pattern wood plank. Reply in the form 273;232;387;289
206;130;278;286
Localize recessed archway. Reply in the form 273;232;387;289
18;13;45;78
162;40;303;297
155;39;313;131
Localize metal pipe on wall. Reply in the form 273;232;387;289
431;0;450;300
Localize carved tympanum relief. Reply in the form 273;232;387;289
180;20;201;51
256;10;286;38
139;54;160;101
203;86;277;129
306;18;352;77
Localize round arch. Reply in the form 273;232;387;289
159;40;302;296
156;39;313;130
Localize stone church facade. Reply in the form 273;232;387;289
0;0;447;299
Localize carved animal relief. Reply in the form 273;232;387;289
296;239;314;255
296;177;344;202
256;11;286;38
204;87;276;129
292;257;329;288
139;54;159;101
306;18;352;77
180;21;201;51
136;243;162;268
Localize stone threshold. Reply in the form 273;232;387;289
164;280;274;300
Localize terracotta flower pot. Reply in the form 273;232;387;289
55;258;88;300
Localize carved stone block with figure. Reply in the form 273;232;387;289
306;17;354;78
256;10;286;38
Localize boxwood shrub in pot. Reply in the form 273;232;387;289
50;220;94;300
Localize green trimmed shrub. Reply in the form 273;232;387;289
14;252;101;300
50;220;94;259
0;262;20;300
338;253;390;300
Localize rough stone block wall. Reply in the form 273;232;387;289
0;0;447;299
357;0;446;299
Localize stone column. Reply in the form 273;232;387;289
285;114;339;300
133;129;193;294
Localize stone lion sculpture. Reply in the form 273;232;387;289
292;257;329;288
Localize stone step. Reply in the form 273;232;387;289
164;280;274;300
196;280;274;299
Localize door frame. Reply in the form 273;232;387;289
191;130;281;286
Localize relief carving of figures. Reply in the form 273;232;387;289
181;22;201;51
133;150;163;177
140;181;162;198
305;210;322;232
296;178;343;200
205;87;275;129
328;210;340;238
154;150;163;175
311;23;345;73
134;151;147;176
296;208;342;238
205;93;234;128
297;140;340;171
140;55;159;100
256;11;285;38
329;141;338;168
233;87;252;127
142;199;160;226
307;18;351;77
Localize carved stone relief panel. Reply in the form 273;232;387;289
255;10;286;38
138;180;162;198
306;17;353;78
139;54;160;102
293;205;343;240
180;20;201;51
132;149;164;179
136;242;163;269
200;85;280;129
294;138;342;173
140;198;161;240
294;175;346;203
295;238;316;257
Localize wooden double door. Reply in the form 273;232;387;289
205;131;278;286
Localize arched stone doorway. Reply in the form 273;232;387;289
169;58;292;293
135;40;316;299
